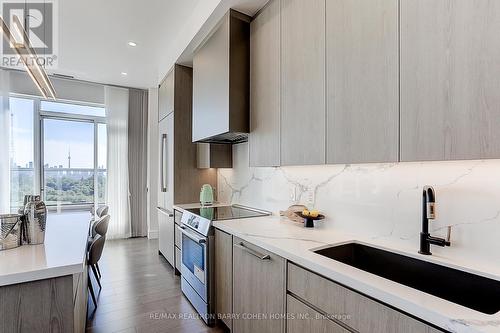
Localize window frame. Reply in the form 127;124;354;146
9;93;107;212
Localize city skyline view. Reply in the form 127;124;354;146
9;97;107;170
8;96;107;208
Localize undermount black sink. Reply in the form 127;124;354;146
314;242;500;315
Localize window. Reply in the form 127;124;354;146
43;118;95;206
8;96;106;212
9;97;35;210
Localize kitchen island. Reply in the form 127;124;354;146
0;211;91;333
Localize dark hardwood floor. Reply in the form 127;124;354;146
86;238;225;333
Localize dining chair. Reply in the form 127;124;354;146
88;215;110;279
89;205;109;237
87;234;106;308
91;215;110;238
96;205;109;218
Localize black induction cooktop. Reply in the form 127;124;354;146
185;205;269;221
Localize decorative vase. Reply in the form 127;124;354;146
0;214;22;250
22;195;47;245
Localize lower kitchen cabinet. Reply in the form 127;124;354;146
233;236;286;333
287;263;443;333
286;295;348;333
158;208;174;267
215;229;233;329
219;234;445;333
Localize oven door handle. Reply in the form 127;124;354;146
234;242;271;260
180;226;206;244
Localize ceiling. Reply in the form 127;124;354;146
55;0;203;89
52;0;268;89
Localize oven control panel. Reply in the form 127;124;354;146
186;215;200;229
180;211;211;236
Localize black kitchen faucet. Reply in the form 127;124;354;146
419;186;451;255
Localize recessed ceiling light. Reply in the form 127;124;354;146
127;41;137;47
121;72;128;76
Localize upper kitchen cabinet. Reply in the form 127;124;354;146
281;0;326;166
158;64;217;207
192;10;251;144
158;69;174;122
326;0;399;164
249;0;281;167
401;0;500;161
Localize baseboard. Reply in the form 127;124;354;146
148;229;159;239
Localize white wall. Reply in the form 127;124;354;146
147;88;159;239
157;0;223;82
219;143;500;267
157;0;268;82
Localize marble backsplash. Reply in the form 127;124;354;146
218;143;500;265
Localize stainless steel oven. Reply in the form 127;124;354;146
180;224;214;325
179;210;215;325
179;205;270;326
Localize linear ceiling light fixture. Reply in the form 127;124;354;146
0;15;56;100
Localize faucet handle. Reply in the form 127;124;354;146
446;226;452;245
427;202;436;219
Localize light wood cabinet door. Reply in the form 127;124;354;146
281;0;326;166
233;237;286;333
215;229;233;329
249;0;281;167
287;295;349;333
401;0;500;161
326;0;398;164
158;69;174;122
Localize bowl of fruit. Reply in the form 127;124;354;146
295;209;325;228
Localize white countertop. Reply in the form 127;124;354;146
213;215;500;333
0;211;91;286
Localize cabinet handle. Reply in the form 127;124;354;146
234;242;270;260
158;207;174;217
160;134;167;192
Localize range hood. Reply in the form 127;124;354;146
192;10;250;144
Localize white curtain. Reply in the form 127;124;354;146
105;86;131;239
0;70;10;213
